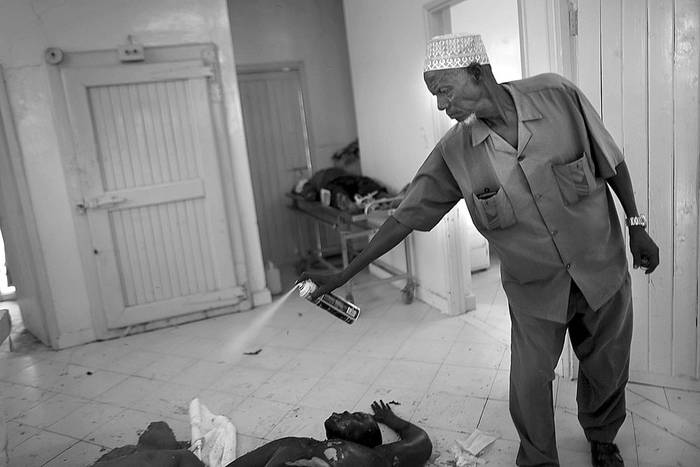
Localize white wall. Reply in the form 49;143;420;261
228;0;357;170
0;0;266;348
343;0;457;307
451;0;522;82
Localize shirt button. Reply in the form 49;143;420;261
566;263;571;270
517;155;525;162
550;230;558;236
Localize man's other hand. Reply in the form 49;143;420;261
629;228;659;274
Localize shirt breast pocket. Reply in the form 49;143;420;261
552;152;597;205
472;186;517;230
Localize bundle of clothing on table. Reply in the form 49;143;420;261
294;167;403;214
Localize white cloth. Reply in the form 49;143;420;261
189;398;237;467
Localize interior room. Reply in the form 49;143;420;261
0;0;698;465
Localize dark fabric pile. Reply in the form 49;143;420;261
91;421;203;467
299;167;389;213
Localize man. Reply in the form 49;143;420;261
300;33;659;467
226;400;432;466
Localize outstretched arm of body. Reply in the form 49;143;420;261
299;216;413;300
371;401;432;467
606;160;659;274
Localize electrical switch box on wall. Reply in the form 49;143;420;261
117;43;144;62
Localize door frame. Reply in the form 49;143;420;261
236;60;315;174
236;61;318;267
45;43;257;340
0;65;57;347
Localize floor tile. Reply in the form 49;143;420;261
236;433;268;457
373;360;441;392
665;387;700;426
478;399;518;441
96;376;159;407
299;377;368;411
445;341;507;369
229;397;293;438
251;371;321;405
236;345;294;371
264;405;329;441
43;440;108;466
12;393;89;429
283;349;343;377
211;365;275;397
325;355;389;384
489;370;510;401
3;383;56;419
6;422;39;450
430;365;497;398
46;401;123;439
48;364;126;399
394;338;455;364
627;382;670;409
134;354;197;381
410;319;466;342
412;391;486;433
194;389;245;420
169;360;231;389
9;430;78;467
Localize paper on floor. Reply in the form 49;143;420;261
450;429;499;467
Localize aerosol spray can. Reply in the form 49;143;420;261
297;279;360;324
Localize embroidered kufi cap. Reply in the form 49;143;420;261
424;33;489;72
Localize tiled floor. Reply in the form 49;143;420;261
2;264;699;466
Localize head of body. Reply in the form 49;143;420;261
324;410;382;447
423;62;515;128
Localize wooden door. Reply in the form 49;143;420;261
577;0;699;388
237;69;312;267
63;61;245;329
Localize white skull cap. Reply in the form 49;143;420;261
424;33;489;72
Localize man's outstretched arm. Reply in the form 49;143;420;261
299;216;413;300
371;400;432;467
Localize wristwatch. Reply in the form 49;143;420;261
625;214;647;228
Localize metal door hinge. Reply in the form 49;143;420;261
569;3;578;37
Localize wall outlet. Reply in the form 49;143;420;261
117;43;145;62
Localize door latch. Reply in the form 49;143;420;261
77;195;128;214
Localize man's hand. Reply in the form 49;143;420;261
297;271;348;301
629;227;659;274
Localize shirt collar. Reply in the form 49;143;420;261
469;83;543;147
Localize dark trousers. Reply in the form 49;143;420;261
509;273;633;466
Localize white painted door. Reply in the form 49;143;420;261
237;69;313;267
63;61;245;329
576;0;699;388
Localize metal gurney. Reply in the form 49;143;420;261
288;194;416;304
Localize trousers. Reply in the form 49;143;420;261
509;273;633;466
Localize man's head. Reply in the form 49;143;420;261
324;411;382;447
423;33;501;122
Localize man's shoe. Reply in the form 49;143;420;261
590;441;624;467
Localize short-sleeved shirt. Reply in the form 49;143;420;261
392;73;628;322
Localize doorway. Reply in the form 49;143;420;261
0;228;15;301
237;65;314;273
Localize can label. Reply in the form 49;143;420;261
297;279;360;324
